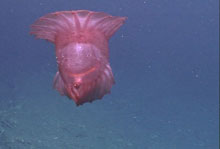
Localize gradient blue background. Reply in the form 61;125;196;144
0;0;219;148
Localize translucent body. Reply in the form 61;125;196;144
30;10;126;105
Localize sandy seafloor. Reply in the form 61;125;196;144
0;73;150;149
1;73;138;149
0;68;218;149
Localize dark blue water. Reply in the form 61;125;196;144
0;0;219;148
